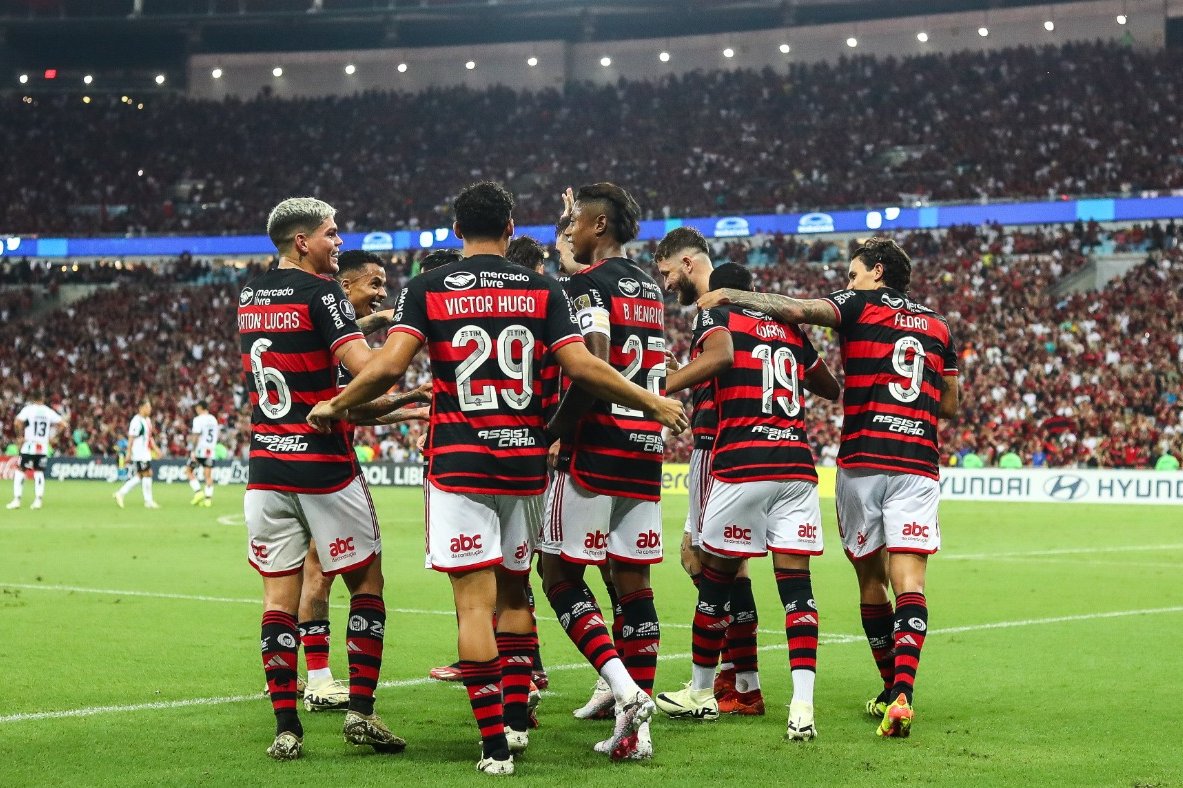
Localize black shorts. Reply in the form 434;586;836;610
133;460;153;474
19;453;47;472
187;456;215;470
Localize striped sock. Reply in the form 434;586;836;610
461;658;508;759
547;580;619;672
620;587;660;696
891;592;928;705
690;565;734;690
298;619;331;674
345;594;385;716
261;609;302;737
860;602;896;691
496;631;535;731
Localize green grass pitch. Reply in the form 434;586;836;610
1;481;1181;786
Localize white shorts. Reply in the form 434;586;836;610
425;481;540;575
244;475;381;577
539;469;663;565
835;468;941;559
684;448;714;547
701;478;823;558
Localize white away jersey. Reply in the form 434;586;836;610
128;414;154;462
18;404;63;455
191;413;220;459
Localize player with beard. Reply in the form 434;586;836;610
540;183;666;760
697;237;960;739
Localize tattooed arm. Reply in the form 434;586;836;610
696;289;840;328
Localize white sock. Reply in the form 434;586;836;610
600;658;639;701
718;660;735;672
736;670;760;693
204;485;214;499
12;474;23;500
306;667;333;684
141;476;154;503
33;472;45;500
691;664;715;692
189;478;201;492
117;477;139;497
791;669;816;705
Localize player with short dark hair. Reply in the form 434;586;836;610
506;236;547;274
654;255;839;739
7;391;67;510
185;400;220;507
308;181;686;776
419;248;463;274
540;182;666;760
113;399;159;509
697;236;960;739
242;196;405;761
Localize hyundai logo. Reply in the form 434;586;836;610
1044;475;1088;501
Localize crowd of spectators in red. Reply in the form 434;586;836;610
2;221;1179;469
3;41;1183;235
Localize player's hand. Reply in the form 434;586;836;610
647;396;688;435
416;432;427;452
559;186;575;225
412;380;433;401
679;532;702;577
696;288;737;311
547;439;562;470
665;350;682;373
307;400;342;433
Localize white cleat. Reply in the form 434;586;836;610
785;700;817;741
113;492;125;509
655;684;720;721
476;754;514;775
144;501;162;509
5;499;20;510
572;677;615;720
506;728;528;754
594;719;652;760
30;499;42;510
304;678;350;712
266;731;303;761
604;689;656;761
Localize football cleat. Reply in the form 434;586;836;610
144;501;161;509
595;719;652;760
476;754;514;775
113;492;125;509
5;499;20;509
655;684;719;721
30;499;42;510
876;693;914;738
343;710;407;753
266;731;303;761
506;728;529;754
606;689;657;761
190;490;205;506
785;700;817;741
201;498;213;508
429;662;463;682
717;689;766;716
531;670;549;690
866;688;892;719
713;668;736;699
527;681;541;729
304;678;350;712
572;677;615;720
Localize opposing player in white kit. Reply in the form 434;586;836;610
186;401;220;507
114;399;160;509
7;392;68;510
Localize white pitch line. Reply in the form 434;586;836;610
943;543;1183;561
1;606;1178;725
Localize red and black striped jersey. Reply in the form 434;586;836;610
688;307;724;451
708;306;820;484
238;267;364;493
560;257;666;501
820;287;958;480
389;254;584;496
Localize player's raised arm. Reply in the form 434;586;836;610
803;358;841;401
665;328;733;395
697;289;840;328
553;341;687;434
355;308;395;336
345;381;432;424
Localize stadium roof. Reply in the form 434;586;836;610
0;0;1100;68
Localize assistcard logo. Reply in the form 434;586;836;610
1044;475;1088;501
444;271;477;291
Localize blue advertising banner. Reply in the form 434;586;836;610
6;195;1183;259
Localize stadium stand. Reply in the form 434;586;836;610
2;42;1182;235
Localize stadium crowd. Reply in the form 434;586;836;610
3;41;1183;235
1;222;1179;469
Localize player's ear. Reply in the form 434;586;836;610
594;213;608;237
452;221;464;241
